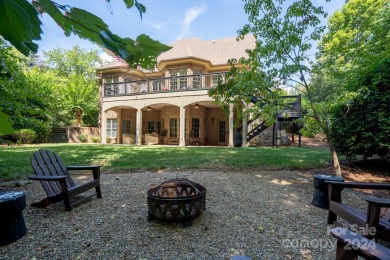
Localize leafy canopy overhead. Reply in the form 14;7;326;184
317;0;390;90
0;0;170;70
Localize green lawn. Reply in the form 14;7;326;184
0;144;331;179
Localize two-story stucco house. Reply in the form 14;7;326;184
97;35;257;147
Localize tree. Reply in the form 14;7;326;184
321;0;390;160
0;0;171;131
42;46;101;127
0;38;54;141
317;0;389;91
209;0;345;175
330;59;390;160
0;0;170;69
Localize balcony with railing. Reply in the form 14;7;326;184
103;73;226;97
275;94;302;119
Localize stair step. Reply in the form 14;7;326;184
47;128;68;143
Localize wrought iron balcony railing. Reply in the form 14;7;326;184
103;73;226;97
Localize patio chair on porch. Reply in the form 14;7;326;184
326;181;390;243
29;149;102;211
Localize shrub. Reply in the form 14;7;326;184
92;136;101;143
13;129;37;144
330;60;390;160
24;119;52;143
78;134;89;143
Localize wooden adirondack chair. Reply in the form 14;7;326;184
29;149;102;211
331;227;390;260
326;181;390;243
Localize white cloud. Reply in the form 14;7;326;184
147;20;167;30
177;5;206;40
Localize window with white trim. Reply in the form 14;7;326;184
106;119;118;138
104;76;119;95
169;118;178;138
212;74;224;87
170;69;187;89
193;69;201;88
153;79;163;91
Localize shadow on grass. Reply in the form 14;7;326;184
0;144;331;179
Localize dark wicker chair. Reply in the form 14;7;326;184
29;149;102;211
326;181;390;243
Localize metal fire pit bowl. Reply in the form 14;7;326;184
147;178;206;225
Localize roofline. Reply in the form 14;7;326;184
157;57;212;71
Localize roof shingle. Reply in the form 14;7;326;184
158;35;256;65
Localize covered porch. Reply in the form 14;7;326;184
102;99;238;147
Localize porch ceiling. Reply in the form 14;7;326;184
112;102;220;110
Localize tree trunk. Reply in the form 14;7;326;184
311;109;342;176
75;109;83;127
326;134;342;176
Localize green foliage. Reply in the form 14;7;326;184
209;0;346;174
0;38;53;136
317;0;390;91
23;118;52;143
317;0;390;161
0;109;13;135
0;0;170;70
78;133;89;143
92;136;101;143
0;0;41;55
330;59;390;160
13;129;37;144
300;116;322;138
209;0;334;136
210;0;331;124
42;46;100;127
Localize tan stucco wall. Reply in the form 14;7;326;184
205;108;228;146
104;104;228;146
99;61;235;146
102;89;212;112
121;108;137;133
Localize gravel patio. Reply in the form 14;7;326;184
0;169;372;259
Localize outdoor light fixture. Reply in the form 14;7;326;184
194;103;199;109
147;106;152;111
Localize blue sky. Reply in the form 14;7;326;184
37;0;345;55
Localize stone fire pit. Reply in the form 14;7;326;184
147;178;206;226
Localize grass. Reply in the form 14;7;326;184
0;144;331;179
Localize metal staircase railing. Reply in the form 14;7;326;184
238;95;302;143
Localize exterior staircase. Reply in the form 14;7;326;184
238;95;302;144
246;120;268;142
47;127;69;143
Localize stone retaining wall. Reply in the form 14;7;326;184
67;127;100;143
248;128;292;146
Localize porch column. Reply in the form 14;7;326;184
136;108;143;145
228;104;234;147
179;106;186;147
242;111;248;147
101;110;107;144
